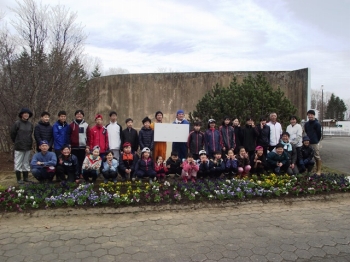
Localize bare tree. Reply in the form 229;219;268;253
104;67;129;76
155;67;180;73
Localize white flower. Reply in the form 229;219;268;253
26;196;28;199
32;201;36;205
30;196;34;200
18;193;21;197
195;191;198;195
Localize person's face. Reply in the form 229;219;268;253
224;119;230;125
303;141;310;146
40;144;49;152
194;125;201;131
59;114;66;123
227;151;234;157
260;120;266;126
276;147;284;155
143;152;150;158
75;112;83;120
177;113;184;121
92;149;100;157
200;155;207;161
239;148;246;155
95;118;103;125
307;114;315;121
171;155;178;161
246;120;253;125
156;113;163;122
143;121;150;128
187;157;194;162
110;114;117;122
157;156;163;162
61;147;71;156
215;153;222;159
256;150;263;156
126;121;133;128
290;118;297;125
41;115;50;123
270;114;277;122
233;119;239;126
282;134;289;143
209;122;216;128
106;153;114;160
123;146;131;153
21;113;29;120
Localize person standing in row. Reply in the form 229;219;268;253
34;111;53;152
139;117;154;154
150;111;167;161
10;108;34;184
89;114;109;159
172;109;189;160
255;117;270;157
232;117;242;154
286;115;303;162
106;111;122;160
53;111;70;157
121;118;139;153
219;117;235;160
266;112;282;152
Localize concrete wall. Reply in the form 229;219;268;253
86;68;308;129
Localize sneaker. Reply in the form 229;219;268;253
149;178;153;184
17;180;24;184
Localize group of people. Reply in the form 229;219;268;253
10;107;322;184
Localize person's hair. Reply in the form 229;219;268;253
270;112;277;117
61;144;71;151
142;117;151;124
259;116;267;121
275;143;284;149
156;155;163;161
282;132;290;137
239;146;246;152
58;110;67;116
227;149;234;154
187;153;193;158
194;121;201;126
155;111;163;118
289;115;298;121
105;150;114;156
213;151;221;155
74;109;84;116
171;151;178;157
41;111;50;117
222;117;231;126
125;118;133;124
109;111;117;117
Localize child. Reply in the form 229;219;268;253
255;117;270;157
236;147;251;177
101;150;119;183
198;150;213;179
155;156;168;182
89;114;109;159
210;151;226;178
242;117;257;162
135;147;157;184
121;118;139;153
82;146;102;183
224;149;238;178
34;111;53;152
53;110;70;157
205;119;221;159
219;117;235;159
105;111;123;160
181;153;199;183
187;121;205;160
232;118;243;154
56;145;79;183
139;117;154;153
252;146;268;176
280;132;299;175
266;143;290;175
166;151;182;177
298;136;315;173
118;142;138;181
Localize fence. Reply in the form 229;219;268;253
323;127;350;137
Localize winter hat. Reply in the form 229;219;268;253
109;111;117;117
208;119;216;124
307;110;316;116
92;146;100;151
142;117;151;124
39;140;49;146
199;150;207;156
123;142;131;148
141;147;151;153
255;146;263;151
95;114;103;120
155;111;163;118
176;110;184;115
302;136;310;142
18;108;33;118
74;110;84;116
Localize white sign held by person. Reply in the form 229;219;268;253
154;123;189;142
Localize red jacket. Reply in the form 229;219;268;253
89;125;109;153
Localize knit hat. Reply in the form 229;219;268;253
208;119;216;124
109;111;117;117
155;111;163;118
74;110;84;116
176;110;184;115
18;108;33;118
141;147;150;153
255;146;263;151
92;146;100;151
142;117;151;124
123;142;131;148
199;150;207;156
95;114;103;120
307;110;316;116
302;136;310;142
39;140;49;146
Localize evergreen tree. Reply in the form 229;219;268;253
91;65;102;78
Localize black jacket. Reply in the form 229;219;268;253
255;124;270;147
139;127;154;151
300;145;315;162
187;130;205;154
118;152;138;172
10;119;33;151
233;126;243;150
305;119;322;144
241;125;257;152
121;128;139;152
34;121;53;150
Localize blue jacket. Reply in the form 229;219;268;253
304;119;322;144
135;158;155;172
31;151;57;169
205;128;221;154
102;159;119;172
53;121;70;150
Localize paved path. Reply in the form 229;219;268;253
1;196;350;262
321;137;350;174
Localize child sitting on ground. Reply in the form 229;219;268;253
155;156;168;182
210;151;226;178
82;146;102;183
181;153;199;183
267;143;290;175
118;142;138;181
166;151;182;177
135;147;157;184
252;146;268;176
198;150;213;179
101;150;119;183
298;136;315;173
225;149;238;178
236;147;251;177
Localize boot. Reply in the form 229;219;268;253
15;171;23;184
316;159;322;175
23;171;29;182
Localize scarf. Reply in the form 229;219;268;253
281;140;292;152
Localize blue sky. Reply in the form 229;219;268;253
2;0;350;99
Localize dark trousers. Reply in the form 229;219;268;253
32;168;55;182
167;167;182;175
56;165;76;182
119;169;134;180
135;170;156;178
101;170;118;181
82;169;98;182
72;149;87;174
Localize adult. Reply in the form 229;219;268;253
266;112;282;152
304;110;322;175
172;109;190;160
286;115;303;162
53;111;70;157
34;111;53;152
68;109;90;175
10;108;34;184
255;116;270;157
89;114;109;159
106;111;122;159
280;132;299;175
30;140;57;182
150;111;167;161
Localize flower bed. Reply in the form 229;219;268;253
1;173;350;212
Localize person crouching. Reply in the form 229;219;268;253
101;150;119;183
181;153;199;183
82;146;102;183
135;147;157;184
